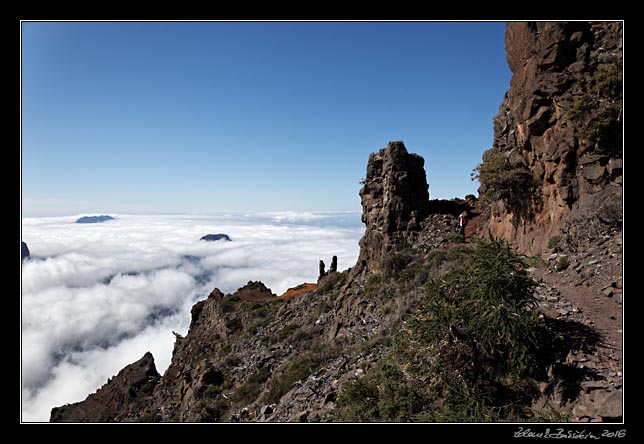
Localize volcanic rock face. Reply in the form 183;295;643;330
479;22;623;254
50;352;160;422
356;141;429;273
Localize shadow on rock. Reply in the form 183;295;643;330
542;318;602;406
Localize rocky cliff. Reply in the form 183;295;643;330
356;141;430;273
50;352;160;422
478;22;623;254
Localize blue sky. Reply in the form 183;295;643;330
21;21;511;216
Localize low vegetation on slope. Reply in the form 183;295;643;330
335;239;552;422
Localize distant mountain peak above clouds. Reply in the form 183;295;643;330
22;241;30;261
76;215;115;224
200;233;231;242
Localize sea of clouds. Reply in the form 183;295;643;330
21;212;362;422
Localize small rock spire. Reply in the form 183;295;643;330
329;256;338;273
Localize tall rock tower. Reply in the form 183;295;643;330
356;141;429;273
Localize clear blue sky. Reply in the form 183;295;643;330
21;21;511;216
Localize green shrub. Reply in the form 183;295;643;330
220;297;240;313
220;302;235;313
337;238;551;422
423;246;469;274
199;398;230;422
235;367;271;404
568;95;594;121
472;152;540;224
555;256;570;272
445;245;470;260
547;235;562;249
315;301;333;315
224;355;242;368
364;273;386;295
383;251;413;276
235;382;261;403
409;238;547;420
473;152;538;204
424;249;448;268
225;317;242;333
335;361;424;422
445;232;465;243
263;350;337;404
523;255;546;269
291;327;314;344
248;367;271;384
569;62;622;152
398;263;431;287
317;271;348;293
202;384;223;398
276;323;299;341
415;239;544;372
263;361;311;404
250;317;271;335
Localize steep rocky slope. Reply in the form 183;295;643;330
50;352;160;422
49;142;470;423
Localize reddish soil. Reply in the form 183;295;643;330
233;283;317;302
279;283;317;300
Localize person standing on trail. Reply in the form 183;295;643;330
458;211;468;235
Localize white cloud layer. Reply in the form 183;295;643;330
21;212;362;422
